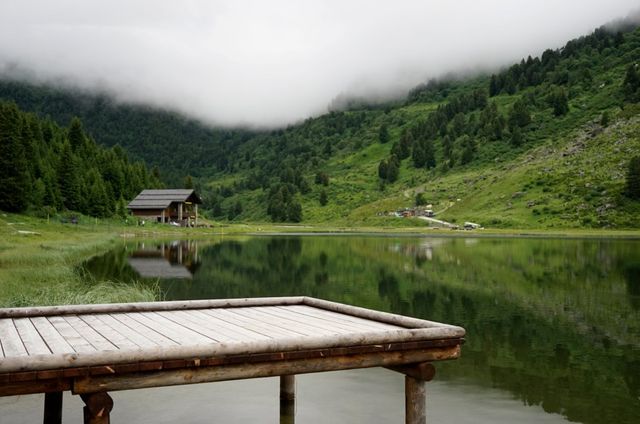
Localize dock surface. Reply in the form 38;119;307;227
0;296;465;424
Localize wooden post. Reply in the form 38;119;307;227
43;391;63;424
388;362;434;424
405;376;426;424
195;203;198;227
280;375;295;424
80;392;113;424
178;203;183;222
161;209;165;223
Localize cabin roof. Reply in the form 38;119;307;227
127;189;202;210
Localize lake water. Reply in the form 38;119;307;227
4;235;639;423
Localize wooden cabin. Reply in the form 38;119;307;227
127;189;202;226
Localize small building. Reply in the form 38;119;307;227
127;189;202;226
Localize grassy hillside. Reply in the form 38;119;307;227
210;24;640;228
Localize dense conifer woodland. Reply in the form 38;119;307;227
0;103;160;217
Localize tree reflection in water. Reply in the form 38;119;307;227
84;236;640;424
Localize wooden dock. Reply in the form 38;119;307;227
0;296;465;424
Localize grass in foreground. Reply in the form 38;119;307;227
0;214;160;307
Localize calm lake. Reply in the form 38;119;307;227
4;235;640;423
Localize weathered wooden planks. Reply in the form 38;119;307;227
30;317;75;355
0;297;465;376
0;318;27;357
13;318;50;356
0;297;465;424
283;305;401;331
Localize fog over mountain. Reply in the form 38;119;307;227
0;0;638;127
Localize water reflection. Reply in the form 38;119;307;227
127;240;200;279
83;236;640;424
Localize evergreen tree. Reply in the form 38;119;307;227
378;123;390;144
212;202;223;217
626;156;640;200
412;144;426;168
57;141;82;211
267;185;290;222
68;117;86;151
319;189;328;206
31;178;46;210
489;74;500;97
460;136;476;165
116;197;128;219
510;127;524;147
151;166;162;183
508;98;531;130
394;131;413;160
386;155;400;182
547;86;569;116
314;172;329;186
183;175;194;189
323;140;332;156
378;160;388;180
449;113;466;139
228;200;243;220
287;199;302;222
480;102;505;140
0;103;30;212
88;176;110;217
442;136;453;163
424;138;436;169
503;73;517;95
622;64;640;103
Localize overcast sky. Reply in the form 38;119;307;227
0;1;638;127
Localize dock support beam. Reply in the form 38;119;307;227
280;375;295;424
43;391;63;424
80;392;113;424
385;362;435;424
405;376;426;424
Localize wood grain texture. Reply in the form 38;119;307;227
0;297;465;376
30;317;75;355
63;316;118;352
72;346;459;393
0;318;27;357
13;318;49;355
405;376;426;424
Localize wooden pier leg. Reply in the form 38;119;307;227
43;391;63;424
80;392;113;424
385;362;435;424
405;376;426;424
280;375;295;424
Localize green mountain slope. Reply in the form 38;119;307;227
210;24;640;228
1;21;639;228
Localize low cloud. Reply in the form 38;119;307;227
0;1;637;127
